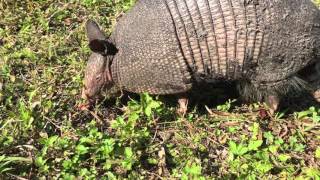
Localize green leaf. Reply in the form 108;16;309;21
106;172;117;180
0;156;13;173
183;161;202;176
127;100;141;112
254;151;270;161
278;154;291;162
254;162;273;174
263;131;274;144
124;147;133;158
79;168;90;177
274;138;284;146
248;140;263;151
249;123;260;137
0;156;5;162
128;112;139;122
111;117;125;128
46;135;59;147
3;156;33;163
147;158;158;165
103;160;112;170
293;143;305;152
229;141;237;154
237;146;249;156
100;139;115;156
122;159;133;170
62;159;73;170
297;110;311;119
268;145;278;154
35;156;46;167
144;106;152;117
229;141;248;156
149;101;161;109
302;167;320;178
75;144;89;155
181;173;188;180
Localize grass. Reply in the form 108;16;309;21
0;0;319;179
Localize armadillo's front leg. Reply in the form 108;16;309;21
265;94;280;115
176;95;189;117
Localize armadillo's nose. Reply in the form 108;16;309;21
81;87;95;105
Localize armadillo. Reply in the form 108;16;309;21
81;0;320;113
299;61;320;102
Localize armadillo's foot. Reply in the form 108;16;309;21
265;95;280;115
77;103;91;111
313;89;320;102
176;97;189;117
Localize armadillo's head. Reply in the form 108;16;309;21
82;53;111;102
81;20;117;105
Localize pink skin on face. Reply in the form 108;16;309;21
78;54;113;111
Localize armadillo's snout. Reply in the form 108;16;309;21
78;87;94;111
81;87;89;100
81;86;97;104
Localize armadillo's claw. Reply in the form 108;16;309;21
176;97;188;117
265;95;280;116
176;107;187;117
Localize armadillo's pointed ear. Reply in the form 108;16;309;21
86;20;108;54
86;20;106;41
85;20;118;56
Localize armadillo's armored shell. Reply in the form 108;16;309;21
110;0;192;94
165;0;320;81
110;0;320;96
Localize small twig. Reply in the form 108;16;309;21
279;124;288;138
219;121;240;128
80;105;103;124
145;171;163;180
151;126;158;144
43;116;61;129
6;173;28;180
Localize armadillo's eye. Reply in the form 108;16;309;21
96;75;101;80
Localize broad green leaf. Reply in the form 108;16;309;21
125;147;133;158
248;140;263;151
278;154;291;162
35;156;46;167
46;135;59;147
75;144;89;155
268;145;278;154
254;162;273;174
128;112;139;122
184;163;202;175
122;159;133;170
229;141;237;154
144;106;152;117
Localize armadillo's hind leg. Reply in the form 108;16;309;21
176;95;189;117
265;94;280;115
313;89;320;102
